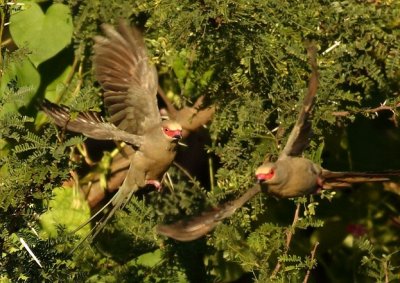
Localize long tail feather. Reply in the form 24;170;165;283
70;176;139;253
322;170;400;189
71;193;118;235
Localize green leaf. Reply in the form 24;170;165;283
44;65;72;102
0;58;40;114
136;249;162;267
39;186;90;238
10;2;73;66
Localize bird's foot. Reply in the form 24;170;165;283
145;180;163;191
313;177;325;194
317;177;324;188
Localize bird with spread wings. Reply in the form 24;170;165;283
42;21;183;243
157;44;400;241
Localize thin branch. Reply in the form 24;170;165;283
303;242;319;283
158;85;177;115
271;202;301;278
173;161;197;184
285;203;301;248
53;44;84;103
332;101;400;118
383;260;389;283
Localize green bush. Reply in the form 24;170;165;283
1;0;399;282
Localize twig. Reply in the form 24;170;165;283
54;44;83;103
158;85;177;115
163;172;175;192
332;101;400;118
322;40;341;55
20;237;42;268
208;156;215;193
271;202;301;278
285;203;301;248
302;242;319;283
383;260;389;283
172;161;197;184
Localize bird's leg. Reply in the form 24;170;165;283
314;177;325;194
145;180;162;191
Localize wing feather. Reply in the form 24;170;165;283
94;21;160;135
157;185;261;241
41;100;143;147
279;44;319;158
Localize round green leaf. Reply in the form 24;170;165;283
10;2;73;66
39;186;90;238
0;58;40;114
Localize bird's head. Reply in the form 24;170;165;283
161;120;183;141
255;162;277;184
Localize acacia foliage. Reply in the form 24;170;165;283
0;0;399;282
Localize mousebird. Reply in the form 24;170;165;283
156;44;400;241
42;21;182;245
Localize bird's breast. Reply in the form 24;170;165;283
138;137;177;181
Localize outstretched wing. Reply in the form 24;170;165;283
41;100;143;147
157;185;261;241
279;44;319;158
94;21;160;136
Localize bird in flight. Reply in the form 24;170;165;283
157;44;400;241
42;21;182;244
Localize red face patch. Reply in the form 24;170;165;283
256;169;275;181
163;127;182;139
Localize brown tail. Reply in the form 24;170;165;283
322;169;400;189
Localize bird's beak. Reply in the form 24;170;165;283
172;130;183;140
173;134;182;140
256;174;267;183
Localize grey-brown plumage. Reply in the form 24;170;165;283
41;101;145;146
255;158;321;198
42;21;182;244
155;44;320;241
156;43;400;241
157;185;261;241
255;158;400;198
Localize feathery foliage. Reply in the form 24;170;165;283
1;0;399;282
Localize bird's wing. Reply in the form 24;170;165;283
41;100;143;147
94;21;160;135
321;169;400;189
279;44;319;158
156;185;261;241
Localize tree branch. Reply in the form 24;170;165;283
271;202;301;278
332;101;400;119
303;242;319;283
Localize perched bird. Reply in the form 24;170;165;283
42;21;182;242
157;44;400;241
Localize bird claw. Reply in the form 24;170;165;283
317;177;324;188
145;180;162;191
